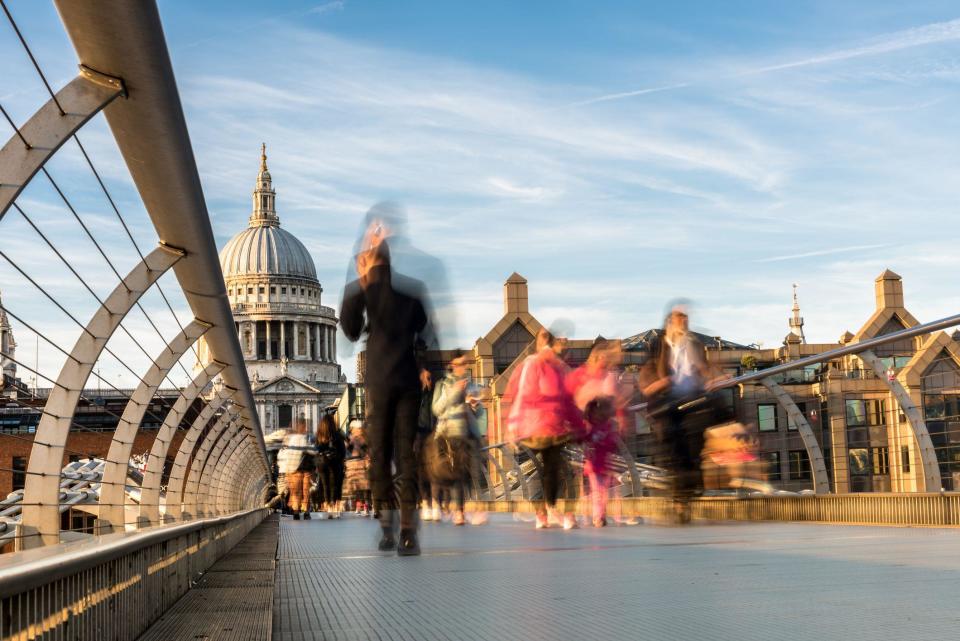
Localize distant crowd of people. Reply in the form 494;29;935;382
266;204;757;556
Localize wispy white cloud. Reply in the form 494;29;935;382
573;16;960;107
754;244;892;263
308;1;345;16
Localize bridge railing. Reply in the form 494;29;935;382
0;0;270;559
0;507;267;640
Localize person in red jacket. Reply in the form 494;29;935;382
505;327;584;530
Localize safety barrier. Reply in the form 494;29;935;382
0;507;267;640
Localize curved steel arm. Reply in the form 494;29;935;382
164;404;238;521
191;423;244;518
0;71;124;222
137;364;227;527
860;349;941;490
55;0;268;467
761;378;830;494
99;319;210;530
177;411;238;520
21;245;181;547
208;435;251;516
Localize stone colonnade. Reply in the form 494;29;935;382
241;319;336;361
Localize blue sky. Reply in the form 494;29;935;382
1;1;959;386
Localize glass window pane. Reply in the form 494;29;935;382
849;448;870;475
758;404;777;432
766;451;781;481
846;400;866;427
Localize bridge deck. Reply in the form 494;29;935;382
267;513;959;641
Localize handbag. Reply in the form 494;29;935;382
424;434;467;485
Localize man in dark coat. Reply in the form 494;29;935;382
340;240;433;556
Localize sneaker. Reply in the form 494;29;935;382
453;511;466;526
535;512;549;529
397;529;421;556
421;508;434;522
303;512;312;520
547;508;563;528
563;514;578;530
470;512;488;526
293;512;301;521
593;517;607;528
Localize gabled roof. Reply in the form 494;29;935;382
852;309;920;344
898;331;960;389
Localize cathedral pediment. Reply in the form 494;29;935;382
253;375;324;395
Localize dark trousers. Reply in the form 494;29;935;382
366;385;421;528
317;462;344;506
660;405;706;499
537;445;566;507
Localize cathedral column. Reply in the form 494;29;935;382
306;321;312;361
319;324;326;362
280;320;286;359
265;320;272;360
293;320;300;360
250;321;257;359
329;327;336;363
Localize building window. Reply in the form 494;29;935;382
300;288;305;296
247;287;253;295
788;450;811;480
902;446;911;473
11;456;26;491
281;287;287;295
270;286;276;295
873;447;889;475
258;286;265;294
848;448;870;476
845;399;886;427
788;402;805;431
758;404;778;432
766;451;781;481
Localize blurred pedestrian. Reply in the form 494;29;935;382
506;328;584;530
430;352;483;526
641;300;724;522
567;339;629;527
277;418;317;521
340;239;434;556
345;424;372;515
315;414;347;519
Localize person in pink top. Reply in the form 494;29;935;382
566;339;629;527
505;327;584;529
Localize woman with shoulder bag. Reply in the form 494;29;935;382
429;353;480;526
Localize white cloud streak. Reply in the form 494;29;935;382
573;16;960;107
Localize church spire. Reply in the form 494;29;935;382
0;287;16;379
789;283;806;343
250;143;279;227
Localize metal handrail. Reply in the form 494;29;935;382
721;312;960;388
0;507;266;598
55;0;269;470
